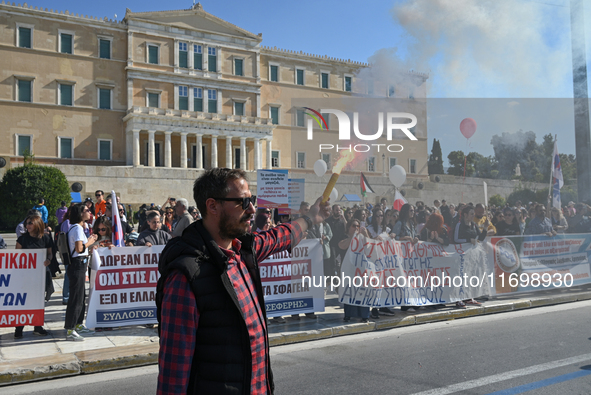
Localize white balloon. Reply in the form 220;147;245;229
329;187;338;203
313;159;327;177
389;165;406;187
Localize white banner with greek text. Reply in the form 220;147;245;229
0;249;45;327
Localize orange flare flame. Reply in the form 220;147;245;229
321;151;357;203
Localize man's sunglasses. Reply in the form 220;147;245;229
213;196;256;210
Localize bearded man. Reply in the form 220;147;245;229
156;168;330;394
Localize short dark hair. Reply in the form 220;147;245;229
38;197;44;204
69;203;87;224
193;168;248;219
146;211;161;222
95;190;104;196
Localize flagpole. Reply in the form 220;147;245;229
546;134;557;216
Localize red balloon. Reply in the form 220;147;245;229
460;118;477;139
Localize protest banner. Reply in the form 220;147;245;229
0;249;46;327
285;178;305;215
260;239;325;317
332;234;491;307
491;234;591;294
257;169;289;210
86;246;163;328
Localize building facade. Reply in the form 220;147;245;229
0;2;429;202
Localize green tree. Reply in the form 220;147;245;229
559;153;577;183
447;151;474;177
507;186;537;206
489;194;506;208
560;185;578;205
428;138;444;174
0;164;71;229
468;152;497;178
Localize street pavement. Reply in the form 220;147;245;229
1;232;591;388
7;301;591;394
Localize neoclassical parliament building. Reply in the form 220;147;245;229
0;2;429;202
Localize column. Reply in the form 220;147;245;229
266;138;272;169
188;43;194;69
174;39;179;69
240;137;246;170
211;136;218;168
148;130;156;167
216;46;221;73
127;31;133;67
226;136;232;168
203;87;209;113
255;52;261;83
126;130;132;165
164;131;172;168
196;134;203;169
203;45;208;72
254;138;261;170
256;93;261;118
132;129;140;167
180;132;188;169
217;90;222;114
174;85;179;110
127;78;133;109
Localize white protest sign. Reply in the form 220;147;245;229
0;249;46;327
331;234;491;307
86;246;163;328
287;178;306;214
257;169;289;210
260;239;325;316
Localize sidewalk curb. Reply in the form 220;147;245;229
2;291;591;386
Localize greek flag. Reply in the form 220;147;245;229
111;190;124;247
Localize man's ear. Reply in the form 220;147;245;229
205;198;219;217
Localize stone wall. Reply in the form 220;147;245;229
51;165;548;208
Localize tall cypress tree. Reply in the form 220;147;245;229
429;138;444;174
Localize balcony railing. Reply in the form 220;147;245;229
129;106;273;125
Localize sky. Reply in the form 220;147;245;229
19;0;591;162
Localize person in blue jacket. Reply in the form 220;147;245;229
32;198;49;225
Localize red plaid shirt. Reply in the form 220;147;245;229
158;222;303;394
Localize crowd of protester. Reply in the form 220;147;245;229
3;190;201;341
252;197;591;322
5;186;591;337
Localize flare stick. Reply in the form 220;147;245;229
321;172;340;203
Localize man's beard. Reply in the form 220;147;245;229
219;210;251;240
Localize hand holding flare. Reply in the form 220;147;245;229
321;151;355;204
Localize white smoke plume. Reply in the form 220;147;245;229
363;0;574;98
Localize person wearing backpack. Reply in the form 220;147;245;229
64;203;97;341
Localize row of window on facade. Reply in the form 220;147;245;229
15;78;115;109
15;26;402;96
15;135;113;161
14;134;416;173
16;25;113;59
268;63;353;92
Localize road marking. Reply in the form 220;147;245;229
486;369;591;394
410;353;591;395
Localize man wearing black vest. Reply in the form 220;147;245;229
156;168;330;394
